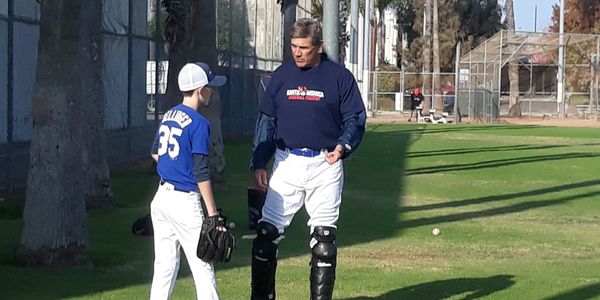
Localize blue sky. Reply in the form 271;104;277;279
513;0;558;32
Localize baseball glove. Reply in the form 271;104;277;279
197;213;235;263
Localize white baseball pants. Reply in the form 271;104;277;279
150;183;219;300
261;149;344;234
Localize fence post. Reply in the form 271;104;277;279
483;41;488;122
497;30;503;120
595;37;600;121
398;71;405;112
469;51;472;121
373;69;378;115
454;42;460;124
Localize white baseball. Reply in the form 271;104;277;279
228;222;236;229
432;227;441;236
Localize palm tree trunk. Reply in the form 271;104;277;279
505;0;521;116
377;7;385;64
282;0;298;62
19;0;105;267
423;0;432;110
432;0;440;110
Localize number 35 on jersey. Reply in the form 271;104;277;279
157;125;183;159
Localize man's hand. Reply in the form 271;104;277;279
253;169;269;192
325;145;344;165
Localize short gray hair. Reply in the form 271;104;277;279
289;18;322;46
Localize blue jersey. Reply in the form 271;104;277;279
154;104;210;192
260;56;364;150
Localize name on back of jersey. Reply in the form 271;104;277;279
162;109;192;128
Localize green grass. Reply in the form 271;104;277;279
1;123;600;299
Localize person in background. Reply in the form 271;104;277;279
408;88;424;122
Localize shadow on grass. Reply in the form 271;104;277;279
392;124;544;135
403;179;600;212
543;282;600;300
0;129;410;299
341;275;515;300
405;152;600;176
400;189;600;229
405;144;585;158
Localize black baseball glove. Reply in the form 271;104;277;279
197;213;235;263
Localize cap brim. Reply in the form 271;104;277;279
207;76;227;87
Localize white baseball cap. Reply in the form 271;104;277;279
177;62;227;92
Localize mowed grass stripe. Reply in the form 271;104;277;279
0;123;599;299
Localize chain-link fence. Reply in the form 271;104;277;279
1;0;162;191
459;30;600;121
0;0;313;192
369;70;462;123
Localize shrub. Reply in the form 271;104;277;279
569;94;590;106
376;64;401;93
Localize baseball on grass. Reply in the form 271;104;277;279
228;222;236;229
432;227;441;236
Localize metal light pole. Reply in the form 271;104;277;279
350;0;359;76
323;0;340;63
362;0;371;113
534;5;537;32
557;0;565;117
454;42;461;124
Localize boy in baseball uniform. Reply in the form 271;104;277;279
149;62;226;300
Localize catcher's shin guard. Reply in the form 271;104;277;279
247;187;266;230
251;221;279;300
310;226;337;300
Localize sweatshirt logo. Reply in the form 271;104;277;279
286;86;324;101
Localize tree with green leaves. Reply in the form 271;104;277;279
454;0;503;56
401;0;455;71
395;0;417;69
550;0;600;100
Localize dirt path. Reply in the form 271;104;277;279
499;117;600;128
367;113;600;128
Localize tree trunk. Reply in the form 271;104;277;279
370;11;378;70
505;0;521;116
423;0;432;110
19;0;105;267
432;0;440;110
198;92;226;185
377;8;385;64
282;0;298;62
84;160;113;209
162;0;226;184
